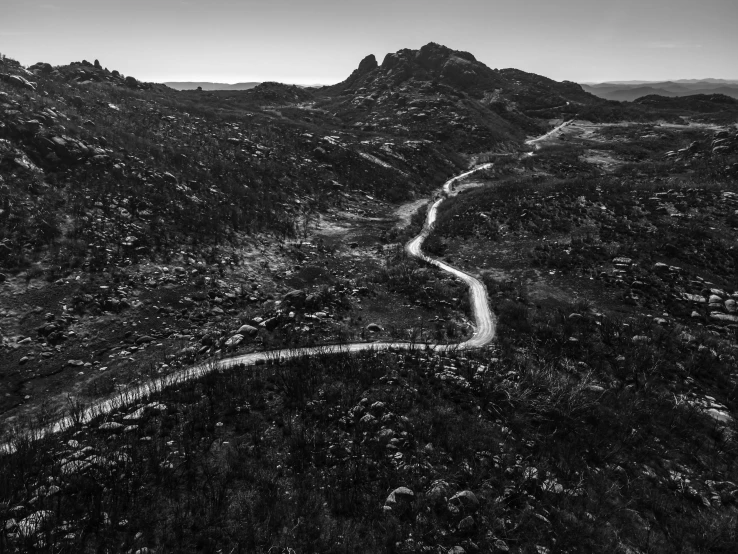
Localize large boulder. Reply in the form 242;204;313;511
18;510;53;537
29;62;53;75
384;486;414;514
427;479;451;501
282;289;307;309
260;317;280;331
448;490;479;511
1;73;37;91
236;324;258;337
225;334;244;347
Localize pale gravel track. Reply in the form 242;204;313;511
525;119;573;150
2;163;496;449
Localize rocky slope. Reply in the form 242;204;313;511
0;51;478;423
315;42;607;152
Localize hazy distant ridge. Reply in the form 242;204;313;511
164;82;260;91
582;80;738;101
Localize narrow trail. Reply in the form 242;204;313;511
2;163;497;448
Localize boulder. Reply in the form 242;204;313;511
282;289;307;308
448;490;479;510
711;313;738;323
18;510;53;537
236;324;258;337
99;422;124;431
260;317;280;331
21;119;41;134
135;335;155;345
3;74;37;91
29;62;53;75
385;486;414;513
707;408;732;423
225;334;244;347
427;479;451;501
305;293;322;309
366;323;383;333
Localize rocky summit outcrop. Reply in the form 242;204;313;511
326;42;600;111
311;42;610;150
356;54;379;77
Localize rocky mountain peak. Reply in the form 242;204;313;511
357;54;378;74
342;53;379;87
417;42;477;68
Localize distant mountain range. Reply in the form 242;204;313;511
581;80;738;102
164;81;260;91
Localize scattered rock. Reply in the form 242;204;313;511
448;490;479;510
260;317;280;331
225;334;244;347
282;289;307;308
17;510;53;537
458;515;475;531
427;479;451;501
98;422;124;432
385;486;414;513
236;324;258;337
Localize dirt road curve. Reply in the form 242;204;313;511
405;163;495;348
525;119;573;149
4;163;498;446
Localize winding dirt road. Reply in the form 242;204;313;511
525;119;573;150
4;163;498;446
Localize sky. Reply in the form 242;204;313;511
2;0;737;84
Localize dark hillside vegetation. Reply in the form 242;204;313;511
1;55;462;274
430;129;738;331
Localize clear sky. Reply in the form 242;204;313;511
2;0;737;84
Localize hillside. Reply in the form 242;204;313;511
1;50;478;423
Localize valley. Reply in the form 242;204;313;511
1;42;738;553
